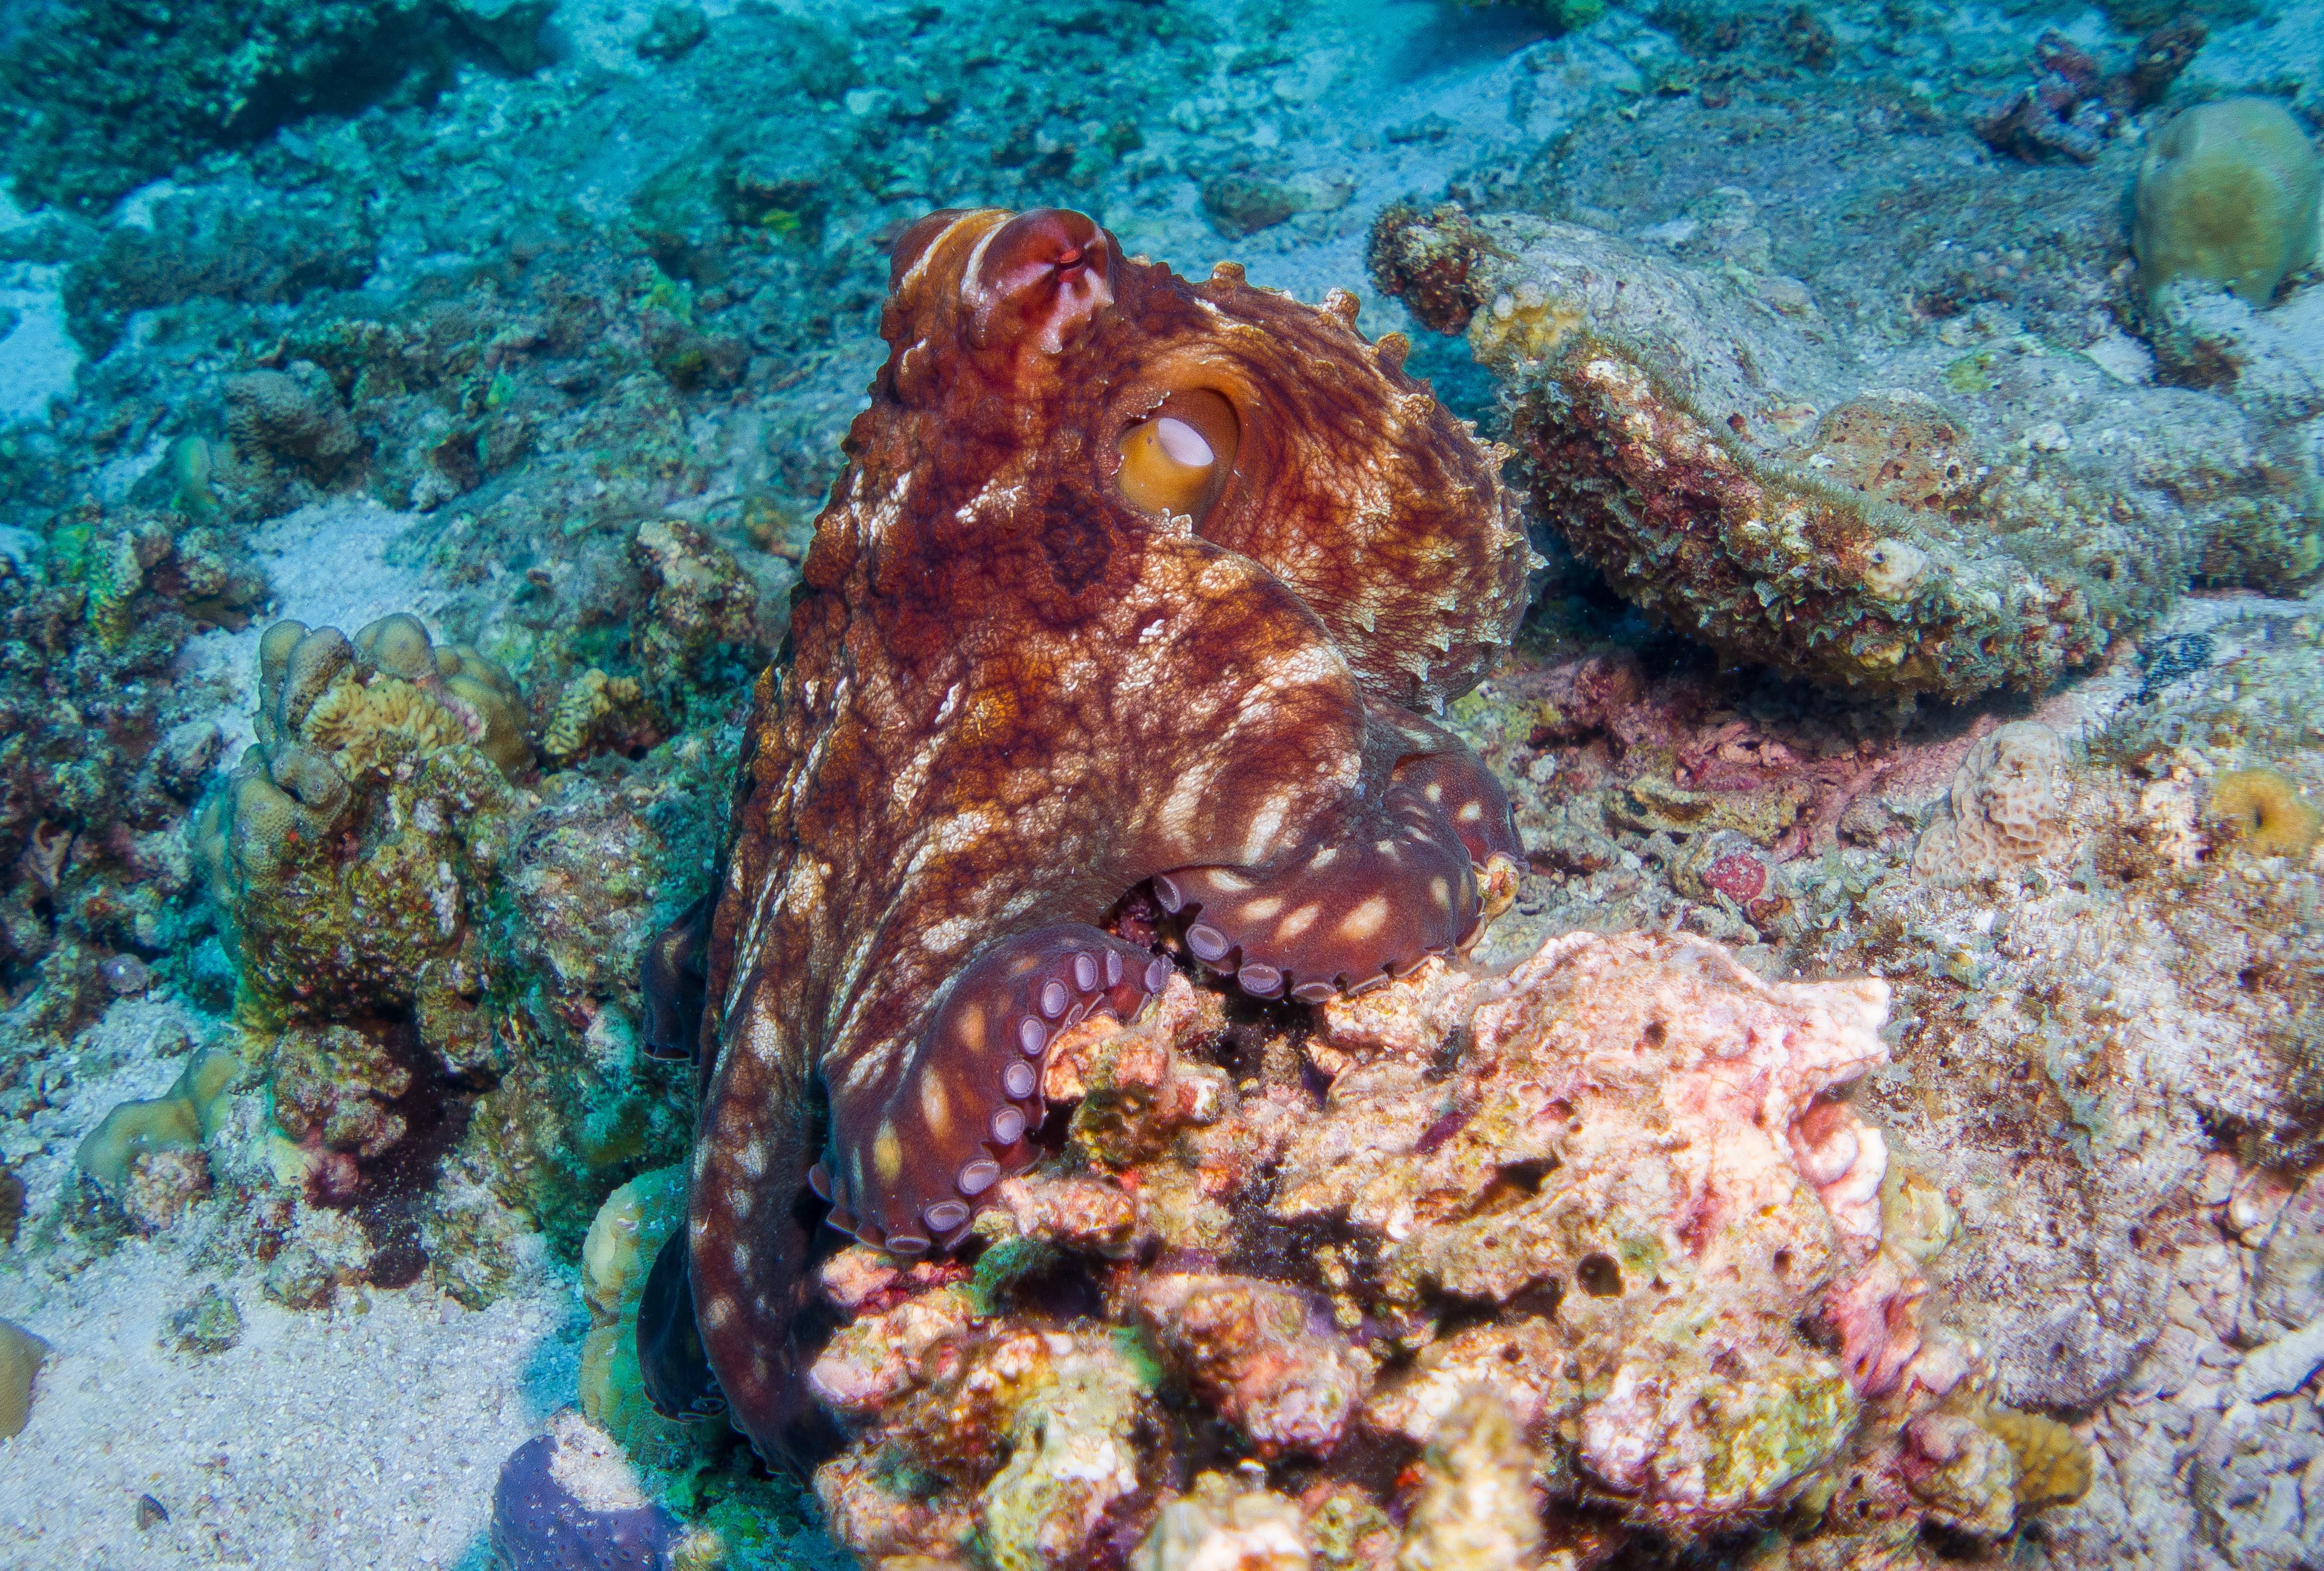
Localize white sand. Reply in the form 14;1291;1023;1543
0;991;582;1570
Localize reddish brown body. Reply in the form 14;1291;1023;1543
651;208;1534;1460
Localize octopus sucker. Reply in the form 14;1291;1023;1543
638;205;1532;1464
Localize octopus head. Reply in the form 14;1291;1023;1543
966;207;1117;355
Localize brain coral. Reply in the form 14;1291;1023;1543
1373;206;2324;697
1912;722;2073;885
2134;97;2323;307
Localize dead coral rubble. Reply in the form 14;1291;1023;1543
802;930;2087;1568
1969;22;2205;165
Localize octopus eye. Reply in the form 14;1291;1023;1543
1116;388;1241;518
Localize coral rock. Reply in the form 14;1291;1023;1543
1135;1477;1310;1571
1374;206;2322;696
1129;1274;1373;1459
1394;1391;1542;1571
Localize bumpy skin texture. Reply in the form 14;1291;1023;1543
665;207;1532;1460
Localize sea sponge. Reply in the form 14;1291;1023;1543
74;1043;241;1194
491;1409;706;1571
2208;767;2322;857
1912;723;2071;884
0;1319;49;1438
2135;99;2323;307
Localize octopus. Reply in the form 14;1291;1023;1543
636;206;1535;1462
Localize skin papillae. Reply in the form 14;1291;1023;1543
636;207;1536;1464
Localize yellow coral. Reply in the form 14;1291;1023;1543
0;1319;47;1438
545;669;645;762
1977;1405;2092;1510
2208;768;2322;858
1468;283;1586;362
74;1045;241;1193
581;1166;687;1319
300;674;473;777
577;1167;708;1467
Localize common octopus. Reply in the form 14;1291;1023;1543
637;206;1535;1461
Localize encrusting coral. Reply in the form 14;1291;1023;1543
1371;205;2324;698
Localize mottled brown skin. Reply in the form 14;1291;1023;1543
660;208;1534;1460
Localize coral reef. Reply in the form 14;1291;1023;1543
796;930;2078;1566
2134;98;2323;308
0;0;460;214
1;498;267;1046
658;205;1533;1462
1373;205;2323;697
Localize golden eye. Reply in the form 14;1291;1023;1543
1116;389;1239;517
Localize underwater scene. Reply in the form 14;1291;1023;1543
0;0;2320;1564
